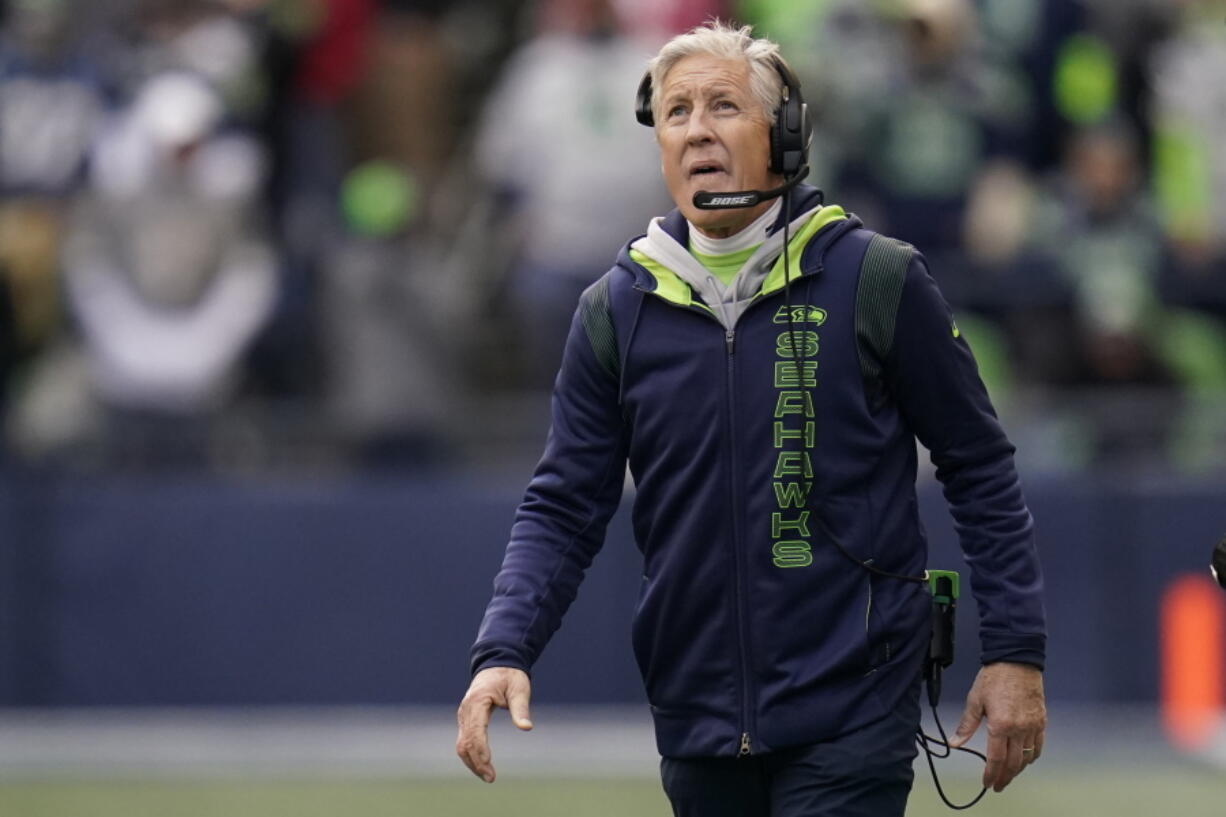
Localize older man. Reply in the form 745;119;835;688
457;21;1046;817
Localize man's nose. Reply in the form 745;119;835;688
685;109;715;144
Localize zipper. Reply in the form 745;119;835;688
724;327;756;757
635;278;826;758
632;284;758;756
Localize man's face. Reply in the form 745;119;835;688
656;54;781;237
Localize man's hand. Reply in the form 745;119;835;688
949;662;1046;793
456;667;533;783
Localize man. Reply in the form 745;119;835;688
457;22;1046;817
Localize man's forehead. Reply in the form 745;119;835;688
660;55;751;98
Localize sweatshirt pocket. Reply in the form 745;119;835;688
863;572;892;672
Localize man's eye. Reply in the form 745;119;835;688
668;105;687;118
715;100;737;111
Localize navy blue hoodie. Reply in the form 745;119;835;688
471;186;1045;759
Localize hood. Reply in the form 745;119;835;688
615;185;862;328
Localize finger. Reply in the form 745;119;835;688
995;736;1025;792
507;675;533;731
982;731;1008;790
1020;730;1043;767
456;698;496;783
950;702;982;748
455;722;492;782
456;742;493;782
1031;730;1045;763
456;729;495;782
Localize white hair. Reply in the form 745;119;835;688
647;20;785;127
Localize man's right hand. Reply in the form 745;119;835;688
455;667;533;783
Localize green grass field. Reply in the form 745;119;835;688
4;705;1222;816
3;768;1226;817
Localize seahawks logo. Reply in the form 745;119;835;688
772;305;827;325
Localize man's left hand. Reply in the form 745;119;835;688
948;661;1046;793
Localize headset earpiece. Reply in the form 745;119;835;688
769;106;784;174
768;58;811;177
635;72;655;127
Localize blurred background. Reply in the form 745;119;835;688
1;0;1226;814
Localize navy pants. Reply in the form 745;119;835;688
659;686;921;817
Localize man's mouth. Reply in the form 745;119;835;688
688;161;728;180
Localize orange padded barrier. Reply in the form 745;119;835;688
1161;574;1225;750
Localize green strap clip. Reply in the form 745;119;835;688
925;569;960;603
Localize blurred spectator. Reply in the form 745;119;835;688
0;203;63;404
1020;122;1180;466
1033;123;1169;387
611;0;729;41
740;0;1093;244
11;72;277;463
735;0;898;201
319;160;455;466
347;2;455;197
0;0;108;197
977;0;1092;170
1148;0;1226;312
472;0;670;383
1079;0;1178;169
247;0;376;398
0;0;111;452
830;0;1040;285
123;0;264;113
261;0;373;229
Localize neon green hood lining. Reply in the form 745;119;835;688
629;205;848;309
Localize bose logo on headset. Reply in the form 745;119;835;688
704;194;756;206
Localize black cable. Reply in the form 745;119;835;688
916;699;989;810
782;187;800;400
810;510;928;584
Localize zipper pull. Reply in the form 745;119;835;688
738;732;752;757
725;330;736;355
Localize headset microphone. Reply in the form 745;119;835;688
693;164;811;210
1211;534;1226;589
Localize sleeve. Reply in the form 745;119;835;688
885;253;1047;670
469;280;629;677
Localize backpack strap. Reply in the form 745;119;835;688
578;275;620;380
854;234;915;403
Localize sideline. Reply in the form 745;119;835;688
0;704;1179;780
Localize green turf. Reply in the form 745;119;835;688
2;768;1225;817
0;779;666;817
